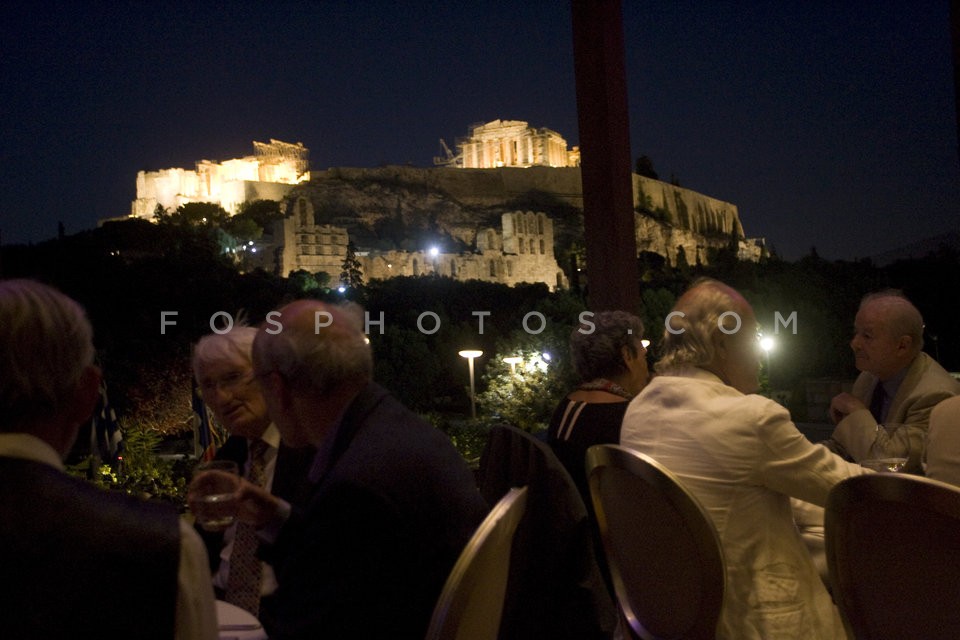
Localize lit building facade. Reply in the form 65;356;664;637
456;120;580;169
130;139;309;218
261;198;568;291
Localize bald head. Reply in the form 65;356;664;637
851;291;925;379
859;292;924;353
253;300;373;396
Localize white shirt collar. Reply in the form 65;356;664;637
0;433;65;470
255;423;281;450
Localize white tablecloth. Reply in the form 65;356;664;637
216;600;267;640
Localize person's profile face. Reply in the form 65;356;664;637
851;302;908;379
622;338;650;395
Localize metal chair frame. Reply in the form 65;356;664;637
425;486;529;640
825;473;960;639
586;444;725;640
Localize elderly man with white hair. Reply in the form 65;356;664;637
826;289;960;473
620;278;867;640
0;279;216;640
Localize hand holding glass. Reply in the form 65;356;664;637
190;460;240;531
862;423;909;473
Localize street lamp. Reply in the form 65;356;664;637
502;356;523;374
760;336;775;387
459;350;483;419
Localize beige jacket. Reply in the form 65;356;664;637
621;368;866;640
829;352;960;472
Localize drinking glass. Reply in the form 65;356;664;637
861;423;909;473
190;460;240;531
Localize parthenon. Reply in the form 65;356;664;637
439;120;581;169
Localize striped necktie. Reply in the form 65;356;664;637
225;438;269;616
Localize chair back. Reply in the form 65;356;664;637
476;424;617;639
825;473;960;639
425;486;528;640
586;445;725;640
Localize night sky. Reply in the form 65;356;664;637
2;1;957;261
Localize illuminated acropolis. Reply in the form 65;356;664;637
130;139;309;218
440;120;580;169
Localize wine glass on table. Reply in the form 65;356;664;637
861;423;909;473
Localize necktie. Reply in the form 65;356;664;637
869;382;886;423
225;438;269;616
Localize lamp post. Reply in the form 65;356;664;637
502;356;523;374
459;350;483;419
760;336;774;389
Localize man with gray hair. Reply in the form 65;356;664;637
202;299;487;639
620;278;865;639
826;289;960;472
0;279;216;639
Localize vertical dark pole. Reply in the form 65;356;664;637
951;0;960;171
571;0;640;313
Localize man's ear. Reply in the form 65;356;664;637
711;328;729;361
897;334;914;354
68;365;102;427
264;370;294;412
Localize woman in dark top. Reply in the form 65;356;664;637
547;310;650;507
547;310;650;599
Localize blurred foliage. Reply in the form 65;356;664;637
423;412;491;469
67;420;187;507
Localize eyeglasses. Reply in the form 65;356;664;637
198;370;254;396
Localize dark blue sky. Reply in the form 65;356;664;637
2;1;957;261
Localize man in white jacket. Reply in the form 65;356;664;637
621;278;866;640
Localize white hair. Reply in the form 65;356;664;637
0;279;95;430
192;325;259;376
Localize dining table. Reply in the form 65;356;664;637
216;600;267;640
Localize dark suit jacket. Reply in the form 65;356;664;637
267;383;489;640
199;434;316;575
1;457;179;640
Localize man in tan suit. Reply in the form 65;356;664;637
826;290;960;473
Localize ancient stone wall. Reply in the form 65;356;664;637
296;166;764;272
264;199;567;290
131;139;309;218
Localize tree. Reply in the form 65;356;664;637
635;155;659;179
675;245;690;274
236;199;284;232
162;202;230;228
222;216;263;246
340;241;364;289
288;269;321;293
